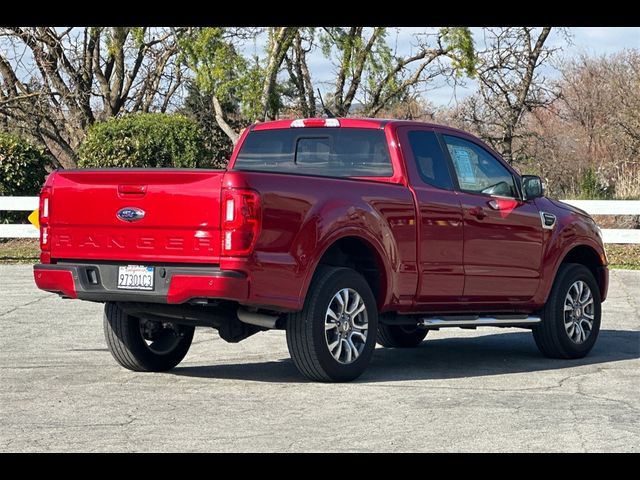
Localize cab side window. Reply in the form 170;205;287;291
407;130;454;190
443;135;517;198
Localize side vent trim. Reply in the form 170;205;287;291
540;211;557;230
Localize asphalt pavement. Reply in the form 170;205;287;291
1;265;638;452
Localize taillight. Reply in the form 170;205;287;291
221;188;261;256
39;187;50;225
39;187;51;261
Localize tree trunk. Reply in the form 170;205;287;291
260;27;297;121
212;94;239;145
501;135;513;164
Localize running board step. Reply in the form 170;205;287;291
418;315;541;329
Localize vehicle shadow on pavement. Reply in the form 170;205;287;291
170;329;639;383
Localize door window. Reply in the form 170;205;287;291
442;135;517;198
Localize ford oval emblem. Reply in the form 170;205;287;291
117;207;145;222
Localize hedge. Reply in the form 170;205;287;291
0;133;49;223
78;113;209;168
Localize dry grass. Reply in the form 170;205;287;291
613;166;640;200
0;239;39;264
606;244;640;270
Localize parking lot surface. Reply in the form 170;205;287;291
1;265;638;452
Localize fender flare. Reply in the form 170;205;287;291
543;237;606;303
296;227;394;309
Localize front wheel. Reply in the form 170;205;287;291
286;267;378;382
103;302;195;372
533;263;601;359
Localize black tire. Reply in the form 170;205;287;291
286;267;378;382
377;317;428;348
533;263;601;359
103;302;195;372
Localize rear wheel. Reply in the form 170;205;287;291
377;318;428;348
103;302;195;372
533;263;601;359
286;267;378;382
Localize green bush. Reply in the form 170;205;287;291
78;113;209;168
0;133;49;224
578;168;614;200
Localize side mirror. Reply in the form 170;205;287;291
522;175;545;200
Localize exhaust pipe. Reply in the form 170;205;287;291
237;309;279;329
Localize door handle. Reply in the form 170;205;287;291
468;206;486;219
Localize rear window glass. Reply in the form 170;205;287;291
234;128;393;177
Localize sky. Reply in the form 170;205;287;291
262;27;640;108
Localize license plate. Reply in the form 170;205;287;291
117;265;154;291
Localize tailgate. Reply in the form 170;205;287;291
49;169;224;264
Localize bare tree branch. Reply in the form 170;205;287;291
456;27;557;163
0;27;187;167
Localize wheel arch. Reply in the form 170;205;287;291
552;243;607;301
299;233;391;310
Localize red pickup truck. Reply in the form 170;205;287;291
33;118;608;382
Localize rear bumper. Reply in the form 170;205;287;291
33;262;249;304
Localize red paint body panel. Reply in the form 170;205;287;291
531;197;609;304
34;118;608;314
219;170;417;310
167;274;248;304
396;125;465;302
34;268;77;298
457;192;543;301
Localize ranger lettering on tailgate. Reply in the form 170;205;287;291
54;233;215;252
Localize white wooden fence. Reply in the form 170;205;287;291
1;196;639;243
0;196;38;239
560;200;640;244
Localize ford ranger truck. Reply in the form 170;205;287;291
33;118;609;382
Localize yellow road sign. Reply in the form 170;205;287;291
28;209;39;229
